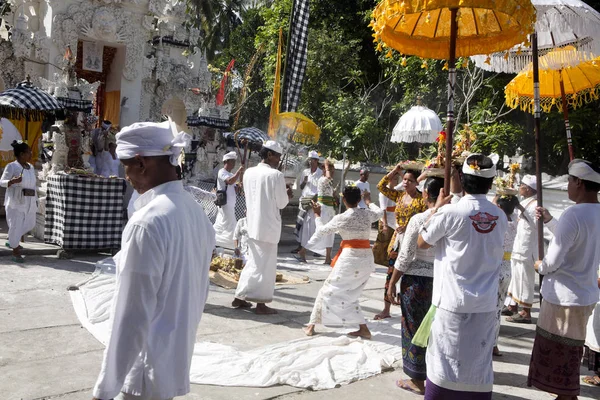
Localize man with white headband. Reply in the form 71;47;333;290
417;153;508;399
232;140;293;314
527;159;600;399
504;174;555;323
213;151;244;249
92;121;215;400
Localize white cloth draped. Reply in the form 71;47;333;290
234;239;278;303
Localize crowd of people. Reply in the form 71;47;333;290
2;121;599;400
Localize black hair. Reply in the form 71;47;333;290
497;195;520;216
175;165;182;180
403;170;420;181
343;185;362;207
11;140;30;158
461;154;494;194
103;120;112;126
423;177;444;203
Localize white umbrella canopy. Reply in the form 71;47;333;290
0;117;23;167
391;105;443;144
471;0;600;73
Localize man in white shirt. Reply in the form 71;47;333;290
92;121;215;400
232;141;293;315
355;169;371;209
292;150;323;261
528;159;600;400
213;151;244;249
418;153;508;399
505;175;543;323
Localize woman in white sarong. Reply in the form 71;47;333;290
304;186;383;339
305;159;336;264
583;265;600;386
0;141;38;263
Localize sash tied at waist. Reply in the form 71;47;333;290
331;239;371;268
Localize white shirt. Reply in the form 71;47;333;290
379;192;397;229
354;180;371;209
539;204;600;307
395;209;435;277
299;167;323;198
421;194;508;313
512;196;539;260
0;161;37;212
217;167;237;204
93;181;215;400
243;163;289;244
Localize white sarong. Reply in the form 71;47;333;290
298;208;317;247
427;308;497;393
507;258;535;307
305;204;335;256
214;201;236;249
309;247;374;327
235;239;278;303
6;199;37;248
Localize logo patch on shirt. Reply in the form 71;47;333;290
469;212;499;234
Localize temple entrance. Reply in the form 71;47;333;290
75;40;124;128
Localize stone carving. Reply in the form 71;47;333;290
0;40;25;88
81;8;127;43
50;125;68;174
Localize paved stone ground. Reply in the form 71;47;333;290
1;221;598;400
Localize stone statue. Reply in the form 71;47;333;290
81;8;127;43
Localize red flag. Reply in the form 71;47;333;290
216;59;235;106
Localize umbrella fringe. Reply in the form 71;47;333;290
0;106;47;122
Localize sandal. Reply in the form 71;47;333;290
12;256;25;264
501;306;514;316
396;379;424;395
506;314;532;324
291;247;301;254
293;254;307;263
582;375;600;386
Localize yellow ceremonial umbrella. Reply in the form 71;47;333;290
273;112;321;145
371;0;535;192
505;46;600;160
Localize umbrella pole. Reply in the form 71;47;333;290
25;115;29;141
444;8;458;195
532;33;546;304
559;75;575;161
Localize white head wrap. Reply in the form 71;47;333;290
569;159;600;184
223;151;237;162
308;150;319;159
462;153;499;178
262;140;283;155
101;121;112;130
116;119;190;166
521;174;537;191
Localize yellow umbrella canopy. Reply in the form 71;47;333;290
272;112;321;145
371;0;536;60
505;48;600;114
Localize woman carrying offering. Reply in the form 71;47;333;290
386;176;443;395
304;186;383;339
305;159;336;264
375;163;426;320
0;141;38;263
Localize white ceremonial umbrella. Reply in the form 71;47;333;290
471;0;600;74
0;117;23;167
391;102;442;144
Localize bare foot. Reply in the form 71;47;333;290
493;346;503;357
232;298;253;309
304;325;316;336
373;312;391;320
255;303;278;315
348;324;371;340
324;258;332;265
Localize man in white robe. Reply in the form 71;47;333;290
92;121;215;400
418;153;508;399
354;169;371;209
293;150;323;261
213;151;244;249
232;140;292;315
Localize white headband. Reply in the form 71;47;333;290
462;153;499;178
569;159;600;184
101;122;111;130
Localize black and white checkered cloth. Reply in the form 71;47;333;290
223;127;269;144
194;180;246;224
282;0;310;112
44;175;127;250
56;97;93;112
186;116;230;129
0;80;62;111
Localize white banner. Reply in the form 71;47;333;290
82;41;103;72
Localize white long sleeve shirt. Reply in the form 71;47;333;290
243;163;289;244
298;167;322;198
539;204;600;307
0;161;37;212
93;181;215;400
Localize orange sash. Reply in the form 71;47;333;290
385;206;396;212
331;239;371;268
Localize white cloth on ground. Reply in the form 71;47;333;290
539;203;600;307
0;161;38;248
427;308;498;393
93;181;215;400
421;194;508;313
213;167;237;248
234;239;278;303
354;180;370;209
308;204;383;327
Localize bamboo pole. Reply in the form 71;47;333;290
444;8;458;195
559;74;575;161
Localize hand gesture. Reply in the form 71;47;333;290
286;186;294;199
535;206;552;223
381;224;389;234
434;188;453;210
303;175;309;183
386;285;399;305
362;190;371;204
311;200;322;216
9;176;22;186
396;225;406;234
237;165;245;174
389;250;398;259
394;162;403;173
